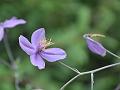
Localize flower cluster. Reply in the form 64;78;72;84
0;16;67;70
1;16;120;90
0;16;107;70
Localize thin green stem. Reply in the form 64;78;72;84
60;74;80;90
60;49;120;90
91;73;94;90
3;31;20;90
13;62;20;90
3;32;14;63
106;50;120;59
60;62;120;90
0;58;11;68
59;61;80;74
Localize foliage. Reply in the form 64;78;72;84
0;0;120;90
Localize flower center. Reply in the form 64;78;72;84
39;39;54;50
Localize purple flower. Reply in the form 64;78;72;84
19;28;67;69
83;34;106;57
0;17;26;41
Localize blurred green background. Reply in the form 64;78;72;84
0;0;120;90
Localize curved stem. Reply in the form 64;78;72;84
106;50;120;59
60;50;120;90
60;62;120;90
3;31;20;90
3;31;14;63
0;58;11;68
59;61;80;74
60;74;80;90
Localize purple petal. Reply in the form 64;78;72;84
3;17;26;28
85;37;106;56
0;26;4;41
30;54;45;69
41;48;67;62
31;28;46;46
19;35;35;55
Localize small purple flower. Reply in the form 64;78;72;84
83;34;106;57
19;28;67;69
0;17;26;41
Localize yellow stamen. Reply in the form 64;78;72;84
40;38;54;49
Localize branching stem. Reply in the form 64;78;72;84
60;49;120;90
